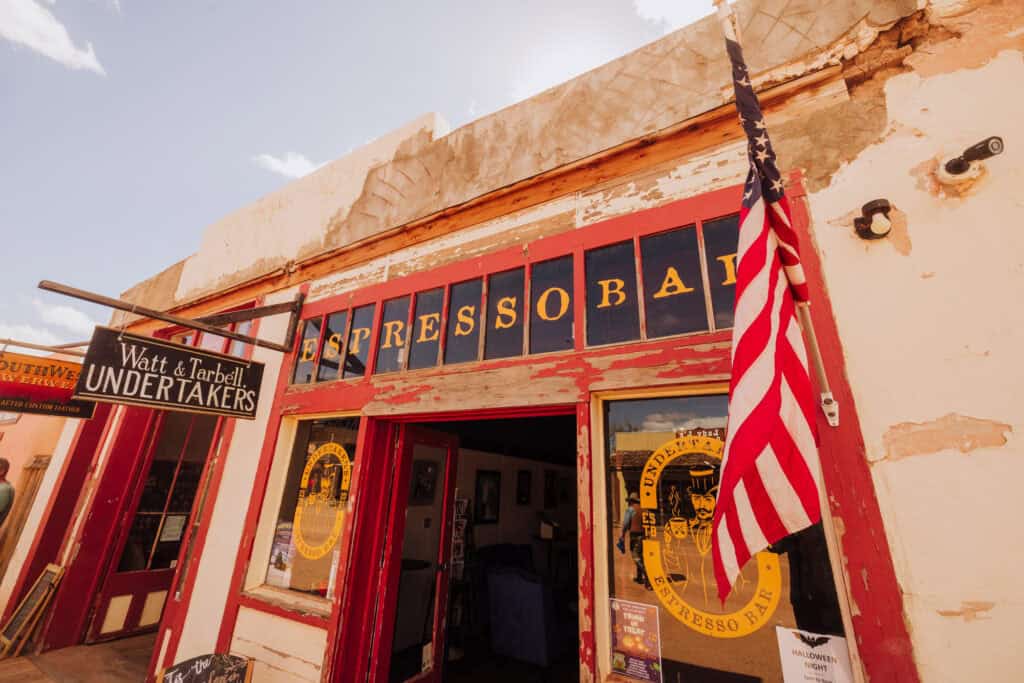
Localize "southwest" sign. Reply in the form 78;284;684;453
0;351;96;419
74;327;264;419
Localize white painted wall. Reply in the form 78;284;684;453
230;606;327;683
807;50;1024;683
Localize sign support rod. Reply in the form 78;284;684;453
0;338;87;358
37;280;304;354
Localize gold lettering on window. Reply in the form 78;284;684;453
455;305;476;336
652;266;696;299
300;337;318;362
717;253;738;286
381;320;406;349
416;313;441;343
597;278;627;308
322;332;342;360
536;287;570;321
348;328;371;354
495;296;517;330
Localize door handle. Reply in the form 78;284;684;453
438;562;449;572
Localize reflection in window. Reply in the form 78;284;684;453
375;297;411;374
317;311;349;382
293;318;323;384
344;305;376;379
265;417;359;599
484;268;525;360
408;288;444;370
640;227;708;338
444;279;483;365
604;395;846;682
702;215;740;330
529;256;574;354
585;241;640;346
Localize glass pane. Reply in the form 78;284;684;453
117;514;161;572
293;318;323;384
529;256;574;354
641;226;709;338
604;395;847;682
375;297;412;375
229;320;253;358
343;305;376;379
408;289;444;370
585;241;641;346
444;279;482;365
389;443;447;683
199;332;227;353
265;417;360;599
136;412;191;512
484;268;525;360
702;215;740;330
317;311;349;382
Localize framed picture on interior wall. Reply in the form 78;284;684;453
474;470;501;524
454;498;469;520
516;470;532;505
409;459;439;506
544;470;558;509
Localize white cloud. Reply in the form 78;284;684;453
632;0;716;35
0;0;106;75
641;412;728;432
0;322;64;349
31;298;100;335
252;152;326;179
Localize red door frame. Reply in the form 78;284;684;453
369;425;459;683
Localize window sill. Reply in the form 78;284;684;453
240;585;333;624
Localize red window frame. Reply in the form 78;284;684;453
288;184;742;386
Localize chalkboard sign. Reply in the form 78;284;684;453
0;563;63;658
157;653;253;683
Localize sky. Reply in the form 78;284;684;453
0;0;715;352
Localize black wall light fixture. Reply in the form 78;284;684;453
944;136;1004;175
854;199;892;240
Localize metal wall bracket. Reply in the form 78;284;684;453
37;281;305;354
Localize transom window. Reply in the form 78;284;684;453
291;213;739;385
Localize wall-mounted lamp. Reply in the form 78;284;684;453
937;136;1004;186
854;199;892;240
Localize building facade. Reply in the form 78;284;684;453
1;1;1021;681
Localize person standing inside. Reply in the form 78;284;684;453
0;458;14;529
619;492;650;590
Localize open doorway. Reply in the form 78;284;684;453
384;414;581;683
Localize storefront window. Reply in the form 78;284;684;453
265;417;359;599
604;395;847;682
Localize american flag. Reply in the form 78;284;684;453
711;9;822;604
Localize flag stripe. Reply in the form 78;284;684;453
711;27;822;603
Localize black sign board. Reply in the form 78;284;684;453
74;327;265;420
0;563;63;657
157;654;253;683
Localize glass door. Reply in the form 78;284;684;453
376;426;459;683
86;411;218;642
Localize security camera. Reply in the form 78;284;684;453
944;137;1004;175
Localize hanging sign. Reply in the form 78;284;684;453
74;327;264;419
0;351;95;419
776;627;854;683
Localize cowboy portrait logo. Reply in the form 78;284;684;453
293;441;352;560
640;433;781;638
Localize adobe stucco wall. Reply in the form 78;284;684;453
804;8;1024;681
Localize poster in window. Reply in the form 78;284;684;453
610;598;662;682
776;627;854;683
409;459;439;506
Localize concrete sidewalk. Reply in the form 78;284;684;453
0;633;155;682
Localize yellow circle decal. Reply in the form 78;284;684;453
293;442;352;560
639;434;781;638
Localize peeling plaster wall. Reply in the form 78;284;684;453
805;11;1024;680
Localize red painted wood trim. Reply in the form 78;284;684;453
576;401;597;680
788;180;919;681
0;402;113;625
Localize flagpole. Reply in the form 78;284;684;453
713;0;838;427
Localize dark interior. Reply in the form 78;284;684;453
391;415;580;683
